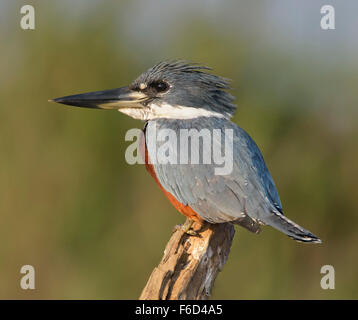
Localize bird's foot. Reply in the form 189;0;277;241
173;219;199;236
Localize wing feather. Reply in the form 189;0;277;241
146;117;282;224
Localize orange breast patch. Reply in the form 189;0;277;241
141;131;203;223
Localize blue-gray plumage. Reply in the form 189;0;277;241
51;61;321;243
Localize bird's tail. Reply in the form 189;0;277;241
264;212;322;243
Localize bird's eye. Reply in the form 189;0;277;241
149;81;169;93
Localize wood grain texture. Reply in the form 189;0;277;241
139;221;235;300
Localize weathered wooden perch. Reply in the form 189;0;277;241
139;221;235;300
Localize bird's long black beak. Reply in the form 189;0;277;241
50;86;147;110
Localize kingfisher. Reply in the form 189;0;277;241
51;61;321;243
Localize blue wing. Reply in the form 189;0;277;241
145;117;282;225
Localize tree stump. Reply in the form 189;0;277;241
139;221;235;300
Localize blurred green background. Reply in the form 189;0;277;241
1;0;357;299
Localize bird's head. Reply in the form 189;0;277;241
51;61;236;120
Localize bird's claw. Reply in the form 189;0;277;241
173;219;199;236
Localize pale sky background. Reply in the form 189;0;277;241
0;0;357;66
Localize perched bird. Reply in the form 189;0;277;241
51;61;321;243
